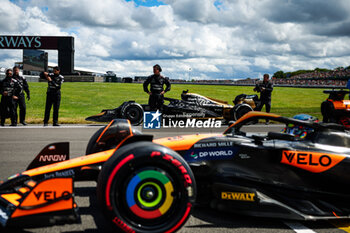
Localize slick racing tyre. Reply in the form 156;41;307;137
321;101;335;123
121;102;144;126
86;126;106;155
233;103;253;121
97;142;196;233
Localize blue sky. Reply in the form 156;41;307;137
125;0;165;7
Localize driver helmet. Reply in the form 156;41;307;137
282;114;318;138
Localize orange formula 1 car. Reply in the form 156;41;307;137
1;112;350;233
321;89;350;128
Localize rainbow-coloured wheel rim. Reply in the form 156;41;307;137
126;170;174;219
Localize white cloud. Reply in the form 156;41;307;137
0;0;23;32
1;0;350;79
254;57;270;69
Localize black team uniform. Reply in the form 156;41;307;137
1;76;21;126
44;73;64;126
255;80;273;122
13;73;30;125
143;74;171;111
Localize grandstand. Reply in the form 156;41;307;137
272;67;350;88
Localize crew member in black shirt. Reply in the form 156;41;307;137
254;74;273;124
13;66;30;125
43;66;64;126
143;64;171;111
1;69;21;126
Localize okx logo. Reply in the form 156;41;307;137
143;110;162;129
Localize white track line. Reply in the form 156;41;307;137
283;221;317;233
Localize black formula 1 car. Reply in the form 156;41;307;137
232;93;260;120
86;90;242;125
1;112;349;233
321;89;350;128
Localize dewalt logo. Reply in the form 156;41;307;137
221;192;256;202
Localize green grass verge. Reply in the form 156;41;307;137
8;82;328;124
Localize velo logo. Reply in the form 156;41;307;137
143;110;161;129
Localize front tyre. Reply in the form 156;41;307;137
97;142;196;233
121;102;144;126
321;101;334;123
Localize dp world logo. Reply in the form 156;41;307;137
143;110;162;129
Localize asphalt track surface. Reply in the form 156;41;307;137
0;125;349;233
